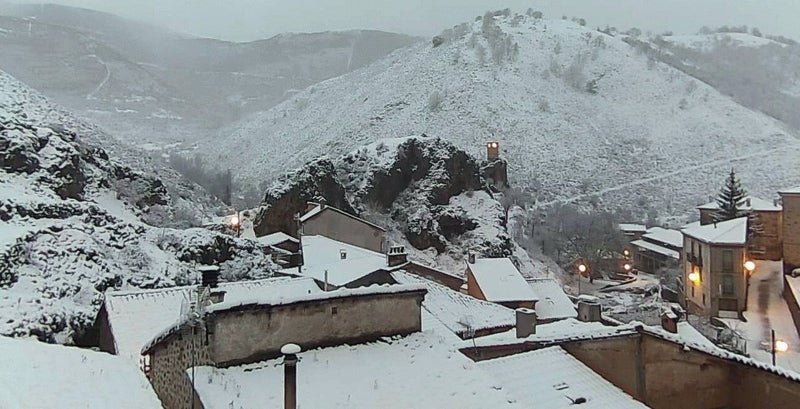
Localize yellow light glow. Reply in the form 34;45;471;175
775;340;789;353
688;272;700;283
229;214;240;227
578;264;587;273
744;260;756;272
492;142;498;148
624;263;632;271
623;249;630;257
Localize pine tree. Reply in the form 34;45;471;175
714;169;747;222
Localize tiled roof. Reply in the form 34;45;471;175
681;217;747;245
104;276;322;362
393;271;515;337
468;258;538;302
526;278;577;320
477;346;648;408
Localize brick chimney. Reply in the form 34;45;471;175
387;245;408;267
660;310;679;334
515;308;537;338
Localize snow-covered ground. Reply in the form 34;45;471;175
723;261;800;372
0;335;162;408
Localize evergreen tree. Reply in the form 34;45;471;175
714;169;747;222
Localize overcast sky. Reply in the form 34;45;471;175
14;0;800;42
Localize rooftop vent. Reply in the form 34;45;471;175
387;245;408;267
199;265;220;288
339;249;347;260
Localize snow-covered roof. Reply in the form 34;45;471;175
468;258;538;303
630;239;680;260
191;332;521;409
103;276;321;362
0;336;162;409
618;223;647;233
142;283;426;355
254;231;298;247
779;186;800;195
526;278;577;320
642;227;684;248
676;321;717;350
299;203;386;231
697;195;781;212
393;271;515;337
286;235;390;286
469;318;632;348
477;346;647;408
681;217;748;245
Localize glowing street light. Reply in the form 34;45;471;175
229;212;241;238
576;262;588;294
688;271;700;284
623;263;632;272
744;260;756;274
772;329;789;366
623;249;630;258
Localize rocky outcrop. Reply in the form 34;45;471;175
253;158;353;237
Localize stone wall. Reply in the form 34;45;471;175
209;289;424;366
302;208;384;252
784;276;800;339
751;210;782;261
148;326;211;409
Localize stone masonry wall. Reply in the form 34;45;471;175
148;325;211;409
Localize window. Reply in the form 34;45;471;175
703;294;706;305
722;250;733;273
722;275;734;295
331;306;338;315
691;286;695;297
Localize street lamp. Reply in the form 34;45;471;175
623;263;632;272
229;211;241;238
577;262;588;295
772;329;789;366
744;260;756;275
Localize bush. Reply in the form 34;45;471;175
427;90;444;112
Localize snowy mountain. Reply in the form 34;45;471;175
0;69;277;344
213;13;800;222
0;3;419;146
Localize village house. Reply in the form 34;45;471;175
465;255;539;309
138;272;426;409
697;195;782;261
299;201;386;253
680;217;750;317
630;226;682;274
780;187;800;274
619;223;648;244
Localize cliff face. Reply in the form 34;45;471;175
253;135;513;258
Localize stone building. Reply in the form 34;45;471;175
299;202;387;253
780;187;800;273
697;195;782;261
139;281;426;409
680;217;750;316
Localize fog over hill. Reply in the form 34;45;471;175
0;3;419;146
209;12;800;223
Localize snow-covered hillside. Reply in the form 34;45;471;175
213;13;800;220
0;69;277;343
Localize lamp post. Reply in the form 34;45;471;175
772;329;789;366
577;262;588;295
229;211;241;238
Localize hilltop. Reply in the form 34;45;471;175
211;12;800;223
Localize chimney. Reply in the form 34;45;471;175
387;245;408;267
660;310;679;334
282;343;301;409
745;198;751;208
577;296;602;322
467;252;476;264
339;249;347;260
199;265;220;289
486;141;500;161
515;308;537;338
